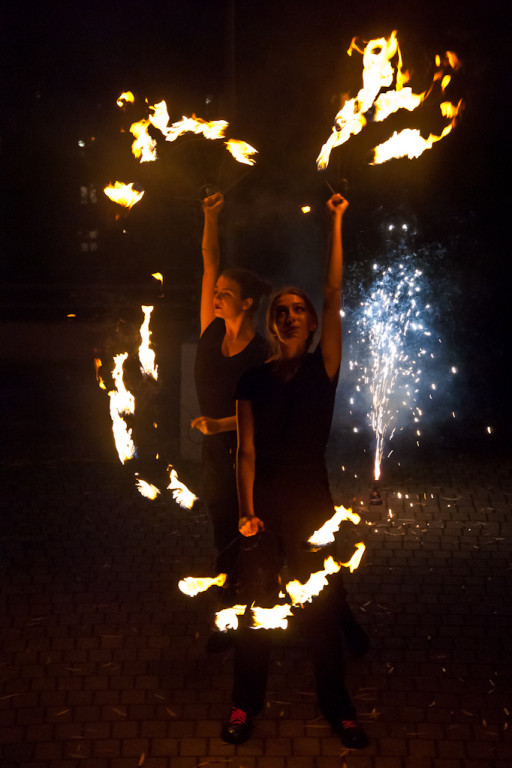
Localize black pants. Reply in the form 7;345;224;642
202;438;240;577
231;571;356;724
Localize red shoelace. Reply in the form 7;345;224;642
229;707;248;725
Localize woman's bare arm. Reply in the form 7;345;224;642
320;194;349;380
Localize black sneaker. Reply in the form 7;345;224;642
333;719;368;749
221;706;253;745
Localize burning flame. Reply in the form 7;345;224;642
130;117;158;162
250;604;293;630
308;504;361;548
136;478;161;500
152;272;164;290
340;542;366;573
215;604;246;632
167;466;197;509
179;573;227;597
94;357;107;390
138;306;158;380
120;94;257;167
117;91;135;107
286;556;342;606
104;181;144;209
317;30;463;168
225;139;258;166
108;353;136;464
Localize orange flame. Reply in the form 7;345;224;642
138;306;158;380
250;604;293;630
286;556;341;606
167;466;197;509
104;181;144;209
225;139;258;166
108;353;136;464
94;357;107;390
130;117;158;162
317;30;463;168
179;573;227;597
136;478;161;500
340;542;366;573
215;604;247;632
117;91;135;107
308;504;361;548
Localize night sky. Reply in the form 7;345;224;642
1;0;509;454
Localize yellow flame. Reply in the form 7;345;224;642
215;604;246;632
286;556;341;606
250;604;293;630
138;306;158;380
94;357;107;390
317;30;463;169
165;113;228;142
104;181;144;209
167;466;197;509
152;272;164;288
340;542;366;573
308;504;361;548
130;118;158;162
108;353;136;464
136;478;161;500
117;91;135;107
225;138;258;166
179;573;227;597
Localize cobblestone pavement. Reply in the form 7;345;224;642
2;445;511;768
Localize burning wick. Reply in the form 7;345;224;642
167;466;197;509
104;181;145;209
179;573;227;597
138;306;158;380
307;504;361;548
135;478;161;500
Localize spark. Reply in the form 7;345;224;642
346;258;441;479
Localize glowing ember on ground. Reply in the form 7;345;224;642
167;466;197;509
179;573;227;597
104;181;144;209
138;306;158;380
308;504;361;547
108;353;136;464
135;478;161;500
317;30;463;169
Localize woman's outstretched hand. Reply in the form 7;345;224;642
326;192;349;218
202;191;224;217
191;416;220;435
238;515;265;537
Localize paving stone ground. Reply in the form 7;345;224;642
1;356;511;767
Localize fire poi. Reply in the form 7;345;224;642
96;300;197;508
317;30;463;169
179;505;366;631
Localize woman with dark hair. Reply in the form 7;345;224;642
192;192;272;595
221;193;368;749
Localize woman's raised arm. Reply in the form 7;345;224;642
320;193;349;380
200;191;224;335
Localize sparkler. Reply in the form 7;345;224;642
346;257;442;480
317;30;463;169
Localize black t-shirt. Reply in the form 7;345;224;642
194;317;269;432
235;345;339;469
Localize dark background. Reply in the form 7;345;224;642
0;0;509;469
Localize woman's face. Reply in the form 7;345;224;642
213;275;251;320
271;293;317;345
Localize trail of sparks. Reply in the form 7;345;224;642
347;257;441;480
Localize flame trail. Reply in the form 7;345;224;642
347;257;441;479
136;478;161;499
104;181;144;209
167;466;197;509
308;504;361;547
108;353;137;464
138;306;158;380
179;573;227;597
317;30;463;169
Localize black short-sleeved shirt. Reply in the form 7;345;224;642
194;318;269;450
235;344;339;470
